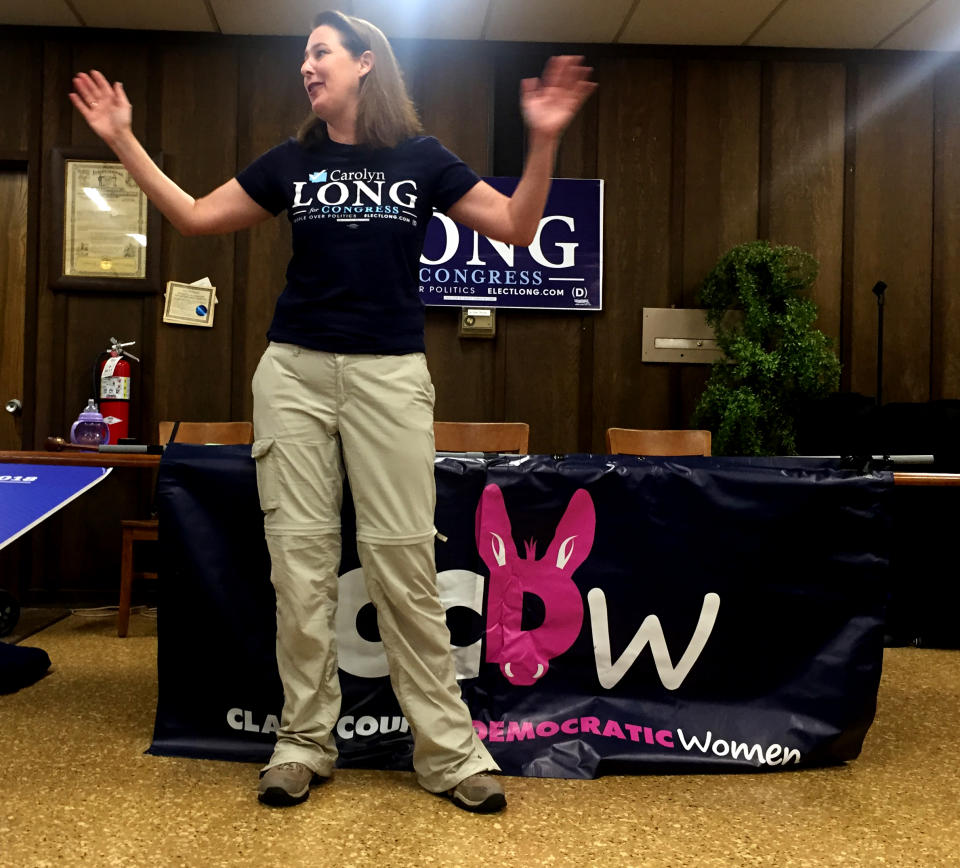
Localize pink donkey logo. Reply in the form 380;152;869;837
475;484;596;686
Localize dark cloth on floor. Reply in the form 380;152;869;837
0;641;50;693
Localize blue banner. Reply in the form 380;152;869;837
418;178;603;311
0;463;112;550
150;447;891;778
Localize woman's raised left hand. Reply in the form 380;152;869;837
520;55;597;140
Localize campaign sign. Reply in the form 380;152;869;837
419;177;603;311
0;463;111;550
150;447;891;779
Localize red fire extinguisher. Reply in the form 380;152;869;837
95;337;139;442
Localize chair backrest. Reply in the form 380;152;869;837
606;428;712;456
434;421;530;454
158;421;255;445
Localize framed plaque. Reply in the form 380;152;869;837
50;147;162;292
163;281;217;327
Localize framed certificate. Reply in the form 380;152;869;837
50;147;162;292
163;281;217;327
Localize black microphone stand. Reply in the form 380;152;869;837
872;281;887;407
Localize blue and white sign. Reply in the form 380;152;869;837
419;177;603;311
0;463;112;550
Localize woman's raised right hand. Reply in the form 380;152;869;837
69;70;132;144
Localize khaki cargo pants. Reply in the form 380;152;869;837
251;342;496;792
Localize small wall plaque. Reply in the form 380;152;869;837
163;279;217;328
642;308;731;364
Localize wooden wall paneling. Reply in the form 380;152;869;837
499;63;598;455
235;37;308;182
63;298;146;433
0;37;42;598
666;59;688;431
0;36;44;456
35;38;77;451
54;39;153;597
130;38;160;441
765;61;846;347
235;37;305;424
681;59;762;429
561;74;600;453
155;39;239;429
21;39;44;454
0;37;33;152
839;63;858;393
559;82;601;453
851;61;934;403
592;56;675;448
401;41;499;423
682;60;763;301
60;38;152;440
0;168;28;452
422;321;498;427
27;38;74;602
70;38;151;146
57;292;146;596
0;35;37;451
486;43;553;427
932;61;960;400
400;40;492;170
499;305;582;454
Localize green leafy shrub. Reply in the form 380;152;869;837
691;241;841;456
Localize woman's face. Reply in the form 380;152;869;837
301;25;371;123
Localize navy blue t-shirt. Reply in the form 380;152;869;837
236;135;480;354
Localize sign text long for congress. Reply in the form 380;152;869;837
419;177;603;311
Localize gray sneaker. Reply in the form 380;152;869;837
257;762;326;807
446;773;507;814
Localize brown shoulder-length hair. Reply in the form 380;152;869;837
297;10;422;150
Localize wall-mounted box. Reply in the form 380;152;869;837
642;308;730;364
459;307;496;339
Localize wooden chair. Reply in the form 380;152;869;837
157;421;255;446
606;427;712;457
118;421;254;637
434;421;530;454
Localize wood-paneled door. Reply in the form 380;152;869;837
0;167;27;450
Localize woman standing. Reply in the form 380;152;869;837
71;10;595;813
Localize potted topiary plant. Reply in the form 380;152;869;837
691;240;841;456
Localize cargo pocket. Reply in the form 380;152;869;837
250;438;280;511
